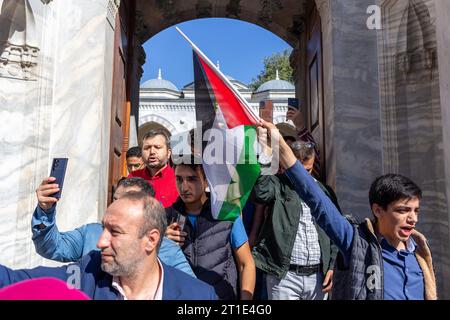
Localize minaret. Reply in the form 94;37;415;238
158;68;162;80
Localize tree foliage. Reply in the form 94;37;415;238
249;49;294;91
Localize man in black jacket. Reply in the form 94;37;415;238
165;158;256;300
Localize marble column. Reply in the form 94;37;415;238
433;0;450;299
316;0;450;298
316;0;383;217
0;0;117;268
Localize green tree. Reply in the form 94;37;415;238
249;49;294;91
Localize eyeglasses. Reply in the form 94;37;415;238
291;141;316;150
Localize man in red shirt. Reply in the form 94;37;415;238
128;130;178;208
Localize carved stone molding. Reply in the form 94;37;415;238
107;0;120;29
140;104;196;112
258;0;283;26
315;0;331;26
0;0;39;80
135;44;146;80
138;114;177;133
195;0;213;18
134;11;149;43
225;0;241;18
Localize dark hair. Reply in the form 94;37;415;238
117;177;155;197
118;191;167;250
291;141;315;162
126;146;141;159
142;129;171;150
283;136;296;143
369;174;422;210
172;154;205;177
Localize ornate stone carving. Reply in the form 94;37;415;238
155;0;181;24
315;0;331;26
135;44;146;80
107;0;120;28
196;0;212;18
288;15;305;38
134;10;149;42
226;0;241;18
0;0;39;80
133;11;147;81
258;0;283;26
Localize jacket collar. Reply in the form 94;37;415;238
161;262;183;300
171;196;211;217
364;218;437;300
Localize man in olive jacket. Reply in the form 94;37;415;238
252;140;341;300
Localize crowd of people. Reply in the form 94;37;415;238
0;109;436;300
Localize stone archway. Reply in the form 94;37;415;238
126;0;330;181
138;120;173;145
118;0;326;178
122;0;450;297
1;0;448;297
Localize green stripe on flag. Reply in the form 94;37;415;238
217;126;261;221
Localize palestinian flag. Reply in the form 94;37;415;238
177;27;261;221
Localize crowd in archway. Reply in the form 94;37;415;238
0;110;436;301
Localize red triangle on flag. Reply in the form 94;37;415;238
197;55;257;128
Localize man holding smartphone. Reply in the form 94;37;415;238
285;99;321;180
3;191;216;300
32;177;196;278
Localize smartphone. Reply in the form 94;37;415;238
177;215;186;231
50;158;68;199
288;98;299;110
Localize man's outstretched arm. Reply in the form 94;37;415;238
258;120;354;262
31;177;87;262
31;205;89;262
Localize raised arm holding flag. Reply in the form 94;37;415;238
175;27;261;222
164;28;258;299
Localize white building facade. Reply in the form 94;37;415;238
137;69;297;144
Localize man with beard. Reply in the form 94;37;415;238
129;130;178;208
0;191;216;300
32;177;196;277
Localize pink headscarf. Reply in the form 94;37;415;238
0;278;90;300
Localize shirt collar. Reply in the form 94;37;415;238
146;164;170;179
112;258;164;300
379;235;417;253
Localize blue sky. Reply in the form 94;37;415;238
141;18;292;90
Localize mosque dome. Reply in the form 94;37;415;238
256;69;294;93
141;69;179;91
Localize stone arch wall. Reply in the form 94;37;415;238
139;114;176;132
135;0;309;47
378;0;448;296
138;115;176;145
132;0;313;111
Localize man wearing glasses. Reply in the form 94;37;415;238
286;108;321;179
251;134;342;300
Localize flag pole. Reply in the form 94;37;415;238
175;27;261;124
